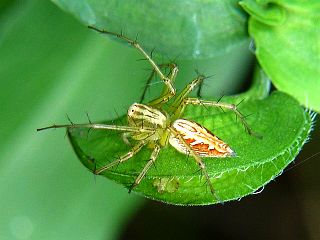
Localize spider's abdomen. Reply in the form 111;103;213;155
169;119;235;158
128;103;167;141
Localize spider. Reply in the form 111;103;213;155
37;26;256;201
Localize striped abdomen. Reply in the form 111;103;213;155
169;119;235;157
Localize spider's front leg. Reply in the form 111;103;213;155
88;26;176;104
145;63;179;106
37;122;154;133
129;144;161;193
169;74;206;119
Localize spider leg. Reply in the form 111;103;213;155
183;98;260;137
88;26;176;103
196;79;204;98
94;140;147;174
129;144;161;192
37;123;154;134
140;63;178;104
147;63;179;106
168;126;220;202
140;66;157;104
169;74;206;119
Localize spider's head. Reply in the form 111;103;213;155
127;103;167;128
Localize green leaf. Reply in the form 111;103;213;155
240;0;320;112
68;80;314;205
51;0;249;59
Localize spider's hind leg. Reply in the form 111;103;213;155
169;126;221;202
182;98;260;137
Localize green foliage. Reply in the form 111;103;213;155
240;0;320;112
68;75;314;205
47;0;318;205
0;1;143;239
2;0;317;239
53;0;320;112
52;0;249;58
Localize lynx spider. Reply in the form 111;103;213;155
38;26;256;201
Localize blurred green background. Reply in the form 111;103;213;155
0;1;319;239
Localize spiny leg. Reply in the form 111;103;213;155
95;140;147;174
129;144;161;192
172;70;213;107
196;79;204;99
148;63;179;106
37;123;154;134
194;69;207;98
88;26;176;103
168;126;219;201
140;63;178;104
169;74;206;119
183;98;259;137
140;66;157;104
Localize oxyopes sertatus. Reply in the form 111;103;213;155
38;26;258;203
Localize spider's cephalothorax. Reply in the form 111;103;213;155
38;26;256;201
127;103;168;142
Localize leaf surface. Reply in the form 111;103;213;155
68;78;314;205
